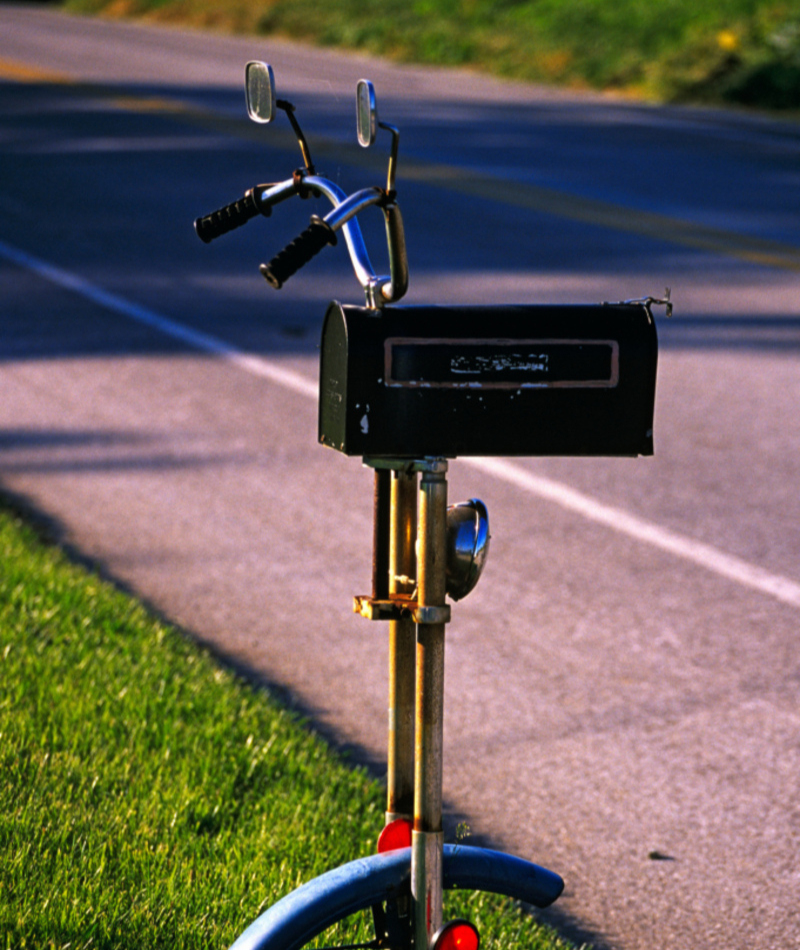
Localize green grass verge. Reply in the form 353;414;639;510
61;0;800;109
0;500;576;950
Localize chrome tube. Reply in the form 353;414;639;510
412;462;448;949
302;176;378;291
387;469;417;823
383;203;409;303
412;829;444;949
256;178;300;208
259;175;407;307
322;187;385;231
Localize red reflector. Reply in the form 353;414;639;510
377;817;412;853
431;919;480;950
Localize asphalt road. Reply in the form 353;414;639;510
2;6;800;949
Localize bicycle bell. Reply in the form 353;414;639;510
445;499;490;601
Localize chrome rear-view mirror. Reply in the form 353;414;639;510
356;79;377;147
245;61;276;124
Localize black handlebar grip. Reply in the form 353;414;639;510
194;189;264;244
260;219;337;289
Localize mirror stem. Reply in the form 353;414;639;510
277;99;315;175
380;123;400;194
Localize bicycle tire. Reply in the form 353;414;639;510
229;844;563;950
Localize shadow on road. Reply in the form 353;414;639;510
2;76;800;364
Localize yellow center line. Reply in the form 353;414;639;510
3;54;799;272
108;95;198;113
0;56;73;84
397;160;800;272
0;56;197;114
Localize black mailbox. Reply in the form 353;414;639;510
318;302;658;458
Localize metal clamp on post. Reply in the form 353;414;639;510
354;599;452;624
414;604;451;624
355;459;452;624
353;594;414;622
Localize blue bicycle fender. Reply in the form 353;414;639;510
229;849;411;950
229;845;563;950
443;844;564;907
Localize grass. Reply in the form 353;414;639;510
0;498;576;950
61;0;800;109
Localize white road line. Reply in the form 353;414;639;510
466;457;800;608
4;237;800;609
0;239;317;400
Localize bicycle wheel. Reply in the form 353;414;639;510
229;844;564;950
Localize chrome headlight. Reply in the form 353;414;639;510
445;499;490;601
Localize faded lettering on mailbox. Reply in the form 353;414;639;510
385;338;619;389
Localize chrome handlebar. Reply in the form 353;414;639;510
195;69;408;308
245;172;408;308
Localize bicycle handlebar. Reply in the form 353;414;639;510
260;218;337;289
195;173;408;306
194;187;270;243
194;179;299;244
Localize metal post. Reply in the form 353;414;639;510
386;469;417;823
412;461;448;950
372;468;391;601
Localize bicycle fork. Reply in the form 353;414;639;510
362;459;451;949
